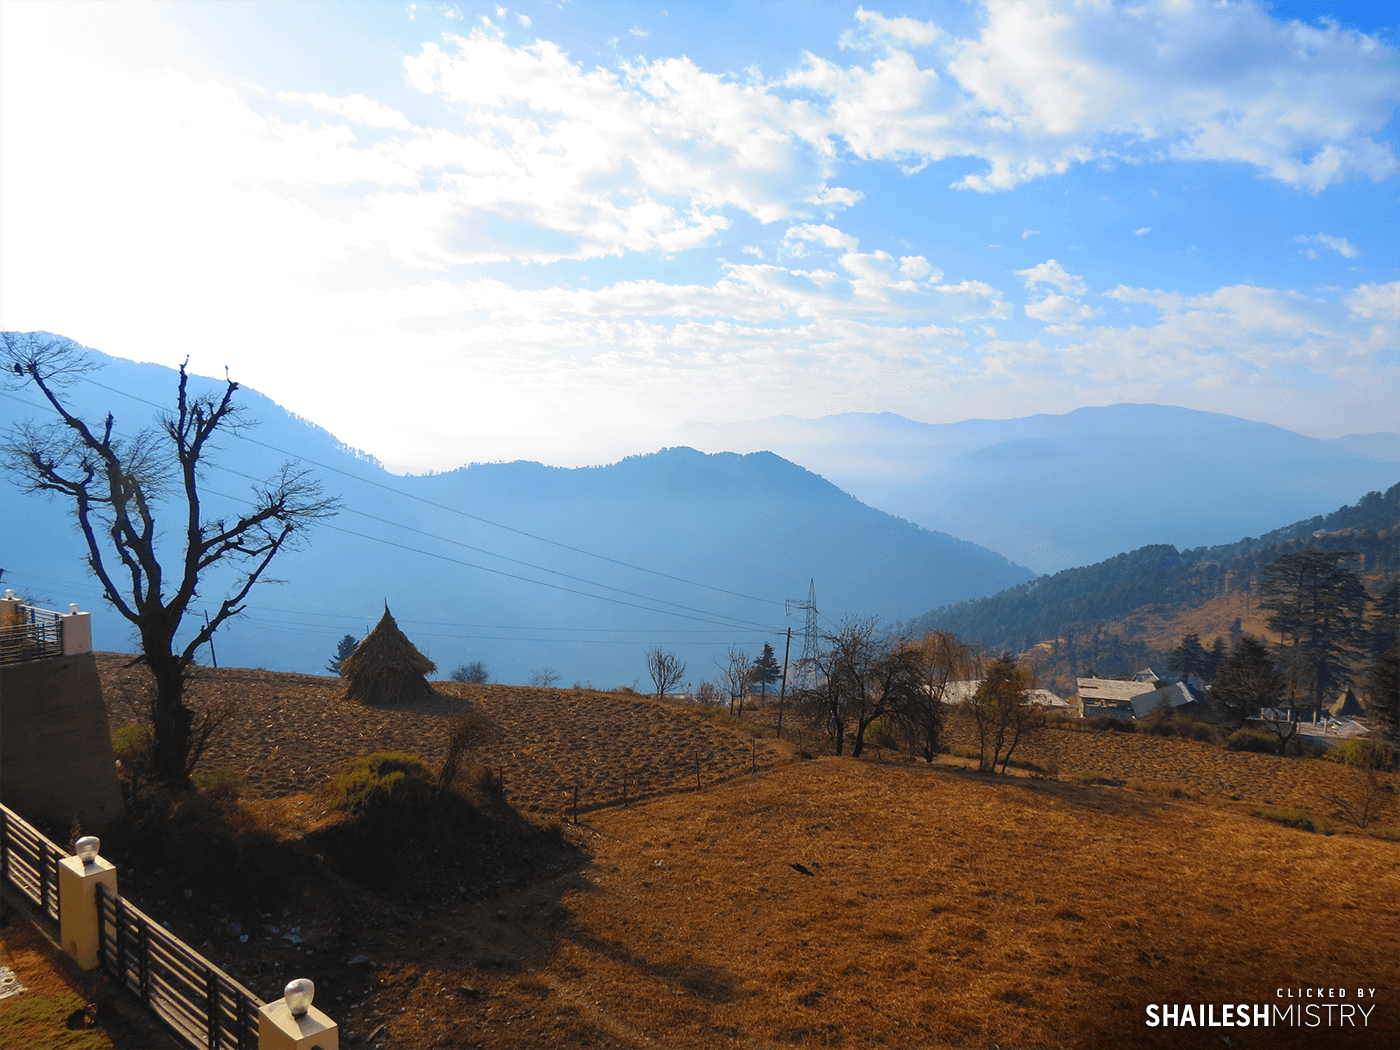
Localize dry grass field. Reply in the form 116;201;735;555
91;656;1398;1049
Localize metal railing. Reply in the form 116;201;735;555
0;803;64;923
0;603;64;664
0;803;266;1050
96;883;264;1050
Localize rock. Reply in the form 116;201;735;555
348;955;371;966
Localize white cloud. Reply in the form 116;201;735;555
784;223;861;254
1134;227;1151;236
1021;229;1039;239
1016;260;1087;296
1295;233;1360;258
742;245;764;258
1025;294;1097;324
841;7;942;50
1017;259;1095;324
806;184;865;209
279;91;415;130
1345;281;1400;320
790;0;1400;192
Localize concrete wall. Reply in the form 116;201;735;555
1;652;125;832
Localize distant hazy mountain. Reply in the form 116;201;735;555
580;407;1400;574
0;344;1029;686
1328;432;1400;462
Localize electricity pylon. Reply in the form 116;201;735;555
785;579;820;690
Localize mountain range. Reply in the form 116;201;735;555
4;339;1396;688
579;408;1400;575
0;345;1029;687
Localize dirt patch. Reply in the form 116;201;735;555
97;653;785;816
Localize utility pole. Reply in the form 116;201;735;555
203;610;218;669
777;626;792;739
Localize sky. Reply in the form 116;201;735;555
2;0;1397;474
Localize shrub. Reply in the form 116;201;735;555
1090;715;1137;733
1258;808;1333;834
1075;772;1113;785
1226;728;1279;754
109;787;306;911
112;724;155;806
1144;720;1176;737
330;752;438;821
194;767;244;811
1189;722;1219;743
1323;738;1396;771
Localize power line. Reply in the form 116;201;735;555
4;387;786;634
206;461;781;632
65;375;789;609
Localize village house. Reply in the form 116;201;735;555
1076;670;1216;722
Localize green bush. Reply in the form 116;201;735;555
1226;728;1279;753
1323;738;1396;771
1189;722;1219;743
1086;716;1142;733
1258;808;1333;834
194;767;244;811
1144;719;1176;737
1075;772;1113;785
330;751;438;821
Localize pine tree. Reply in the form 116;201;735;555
327;634;360;675
1260;550;1368;714
752;642;782;699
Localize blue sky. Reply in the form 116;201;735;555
2;0;1396;473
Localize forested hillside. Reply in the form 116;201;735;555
897;484;1400;673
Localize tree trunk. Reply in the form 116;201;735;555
148;654;193;787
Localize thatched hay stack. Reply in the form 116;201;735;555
341;607;437;705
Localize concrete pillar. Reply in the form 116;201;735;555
258;993;339;1050
58;851;118;970
61;606;93;656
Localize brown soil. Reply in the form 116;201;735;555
90;655;1398;1049
97;654;780;813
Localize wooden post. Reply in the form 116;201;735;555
777;627;791;740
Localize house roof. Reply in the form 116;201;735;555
1125;680;1197;719
1076;677;1159;704
941;680;1069;708
1331;687;1365;718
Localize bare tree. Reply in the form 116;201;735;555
528;667;562;688
893;631;980;763
645;646;687;699
450;660;489;683
3;334;338;787
715;645;753;715
794;618;924;758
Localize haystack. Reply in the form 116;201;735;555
341;606;437;705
